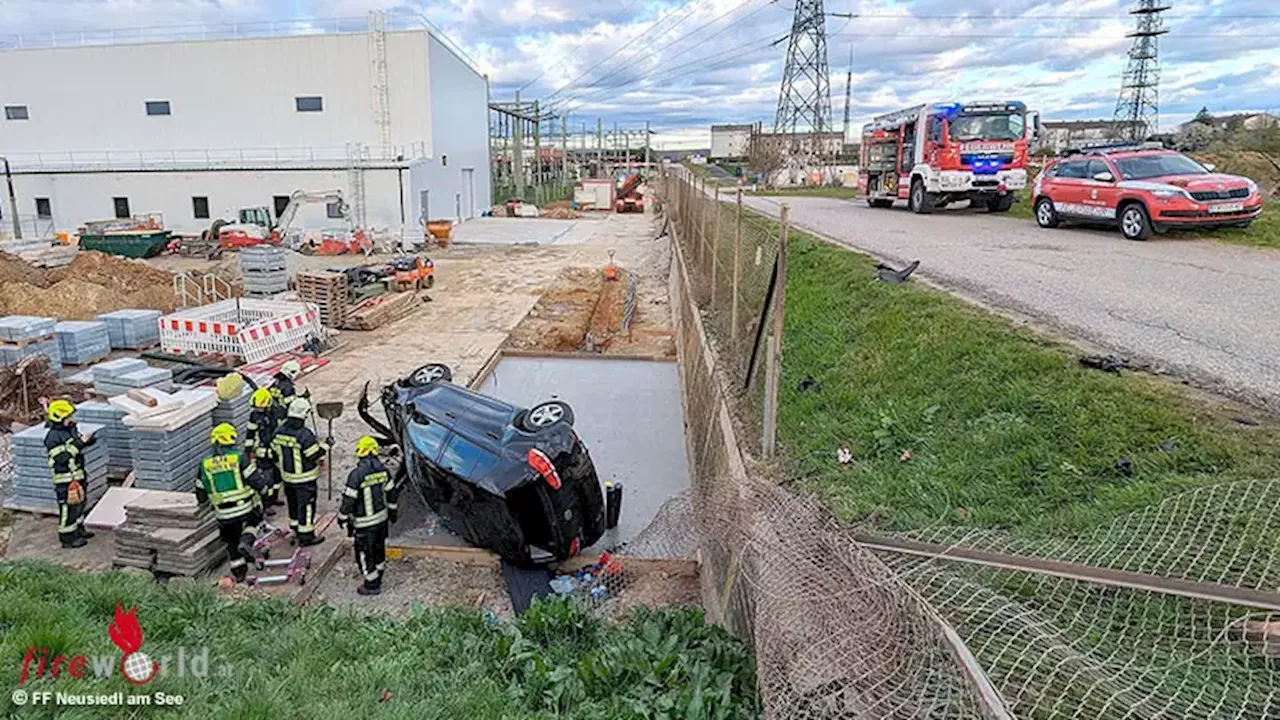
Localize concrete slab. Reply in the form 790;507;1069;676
452;217;592;246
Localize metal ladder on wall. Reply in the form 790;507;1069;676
346;143;369;229
368;10;393;160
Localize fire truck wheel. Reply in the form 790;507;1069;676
867;198;894;209
909;180;935;215
1034;198;1060;228
1119;203;1152;241
987;194;1015;213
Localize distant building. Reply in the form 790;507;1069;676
1038;120;1145;154
1177;111;1279;133
710;124;755;161
749;130;845;160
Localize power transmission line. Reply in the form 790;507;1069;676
1114;0;1169;140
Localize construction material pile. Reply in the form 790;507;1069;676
0;251;175;320
97;309;162;349
113;490;223;576
211;387;252;437
240;246;289;297
0;315;60;370
91;357;173;396
3;422;109;513
74;401;133;479
0;239;77;268
296;271;348;328
114;388;217;492
54;320;111;366
345;292;418;330
0;355;88;430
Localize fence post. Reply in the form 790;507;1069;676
710;186;721;307
699;178;709;274
762;204;789;458
732;188;742;345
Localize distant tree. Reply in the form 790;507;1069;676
1192;106;1215;126
747;133;789;187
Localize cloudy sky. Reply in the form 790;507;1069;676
3;0;1278;148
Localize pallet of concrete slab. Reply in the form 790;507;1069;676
295;271;349;328
211;388;252;437
74;401;134;479
55;320;111;366
0;316;62;371
343;291;418;330
111;490;224;576
96;309;162;350
94;366;175;397
2;422;109;514
112;388;218;491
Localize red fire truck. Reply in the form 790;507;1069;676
859;101;1038;213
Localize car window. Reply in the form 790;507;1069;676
407;420;449;462
1113;153;1209;180
439;432;497;478
1086;160;1112;179
1056;161;1088;179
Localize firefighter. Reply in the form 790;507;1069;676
271;397;328;547
196;423;267;583
244;388;282;510
43;399;97;549
268;359;302;427
338;436;398;595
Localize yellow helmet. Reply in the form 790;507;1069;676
355;435;380;458
251;388;273;409
47;399;76;423
210;423;238;446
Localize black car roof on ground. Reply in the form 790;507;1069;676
410;382;517;445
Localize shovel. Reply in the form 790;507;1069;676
316;401;344;500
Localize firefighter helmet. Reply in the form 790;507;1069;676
287;398;311;420
210;423;238;446
250;388;273;409
280;359;302;379
355;436;380;458
47;399;76;423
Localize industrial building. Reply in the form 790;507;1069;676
0;14;490;238
709;124;755;161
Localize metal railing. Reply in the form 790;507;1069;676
4;144;427;173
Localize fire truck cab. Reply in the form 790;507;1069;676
860;101;1036;214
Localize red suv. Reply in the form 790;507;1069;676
1032;144;1263;240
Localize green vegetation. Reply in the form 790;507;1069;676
747;186;860;200
0;561;758;719
1178;205;1280;250
777;232;1280;537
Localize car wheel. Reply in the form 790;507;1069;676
1035;198;1060;228
910;179;935;215
406;363;452;387
1119;203;1152;241
521;400;574;430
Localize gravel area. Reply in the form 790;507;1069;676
745;194;1280;413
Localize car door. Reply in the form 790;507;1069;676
1082;159;1121;221
1049;160;1089;216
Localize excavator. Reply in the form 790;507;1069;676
208;190;366;252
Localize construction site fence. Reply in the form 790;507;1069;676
654;165;1280;719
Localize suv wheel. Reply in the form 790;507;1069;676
909;179;935;215
520;400;574;430
407;363;452;387
1119;203;1152;241
1034;198;1060;228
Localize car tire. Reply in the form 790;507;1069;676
1119;203;1152;241
987;194;1015;213
909;179;935;215
1034;198;1060;228
519;400;574;431
405;363;452;387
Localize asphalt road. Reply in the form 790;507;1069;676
743;194;1280;413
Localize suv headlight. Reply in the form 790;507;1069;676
1247;179;1258;195
1151;189;1186;199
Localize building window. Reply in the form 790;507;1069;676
295;96;323;113
326;201;344;219
113;197;131;219
192;196;210;219
35;198;51;219
5;105;29;120
145;101;171;116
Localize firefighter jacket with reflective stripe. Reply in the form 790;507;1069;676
197;448;263;520
44;422;90;485
244;407;276;461
269;375;297;426
271;418;325;484
338;456;397;529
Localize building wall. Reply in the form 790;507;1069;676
10;169;406;235
710;128;751;160
408;34;491;223
0;31;431;157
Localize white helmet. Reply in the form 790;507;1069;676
281;359;302;379
287;397;311;420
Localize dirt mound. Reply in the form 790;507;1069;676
0;250;176;319
46;251;174;293
0;252;50;288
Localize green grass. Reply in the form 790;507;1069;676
747;186;860;200
777;232;1280;537
0;561;759;719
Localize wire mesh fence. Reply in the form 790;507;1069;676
653;164;1280;718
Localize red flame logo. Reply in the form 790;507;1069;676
109;604;157;685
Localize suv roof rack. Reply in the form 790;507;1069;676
1061;140;1166;157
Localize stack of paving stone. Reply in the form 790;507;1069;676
113;491;224;576
0;316;61;371
54;321;111;366
115;389;218;493
91;358;174;396
75;401;133;480
3;422;109;513
211;388;252;437
96;309;162;350
240;246;289;297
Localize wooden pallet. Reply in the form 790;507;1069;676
0;333;55;349
343;292;419;331
296;272;349;328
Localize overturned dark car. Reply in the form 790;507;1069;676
359;363;607;565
